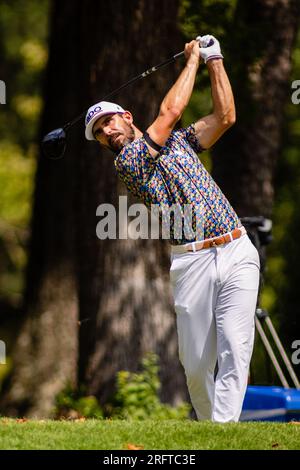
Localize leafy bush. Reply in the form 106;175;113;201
55;353;190;421
110;352;191;420
55;384;103;419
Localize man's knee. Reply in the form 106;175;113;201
184;360;214;388
219;338;253;371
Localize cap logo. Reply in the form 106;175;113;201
86;105;103;125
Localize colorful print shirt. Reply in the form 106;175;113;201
114;124;241;245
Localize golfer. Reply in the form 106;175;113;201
85;36;260;423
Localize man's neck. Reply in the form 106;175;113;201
133;125;143;141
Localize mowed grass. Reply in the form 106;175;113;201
0;419;300;450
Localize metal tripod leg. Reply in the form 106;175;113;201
255;314;289;388
264;315;300;389
255;308;300;389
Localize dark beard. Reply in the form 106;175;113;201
108;123;135;153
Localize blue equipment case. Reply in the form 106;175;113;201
241;385;300;422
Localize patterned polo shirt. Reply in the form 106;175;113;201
114;124;241;245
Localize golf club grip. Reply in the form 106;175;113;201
174;39;214;62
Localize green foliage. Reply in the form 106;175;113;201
0;142;35;301
0;0;49;146
110;353;191;420
0;142;35;226
179;0;236;42
55;354;190;421
55;384;103;420
0;0;48;308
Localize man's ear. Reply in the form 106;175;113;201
122;111;133;124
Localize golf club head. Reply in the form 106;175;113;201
42;128;67;160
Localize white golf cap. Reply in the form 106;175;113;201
85;101;126;141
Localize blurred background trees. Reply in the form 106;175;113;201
0;0;49;386
0;0;300;417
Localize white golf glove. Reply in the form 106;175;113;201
196;35;223;63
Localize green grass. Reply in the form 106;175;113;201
0;419;300;450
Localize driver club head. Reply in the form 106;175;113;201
42;128;67;160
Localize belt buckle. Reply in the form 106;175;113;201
210;239;218;248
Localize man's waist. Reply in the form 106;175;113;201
170;226;246;254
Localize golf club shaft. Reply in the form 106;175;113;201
63;50;185;131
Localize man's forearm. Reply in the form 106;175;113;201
207;60;235;126
146;41;201;148
160;58;199;118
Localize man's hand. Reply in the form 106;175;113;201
197;35;224;64
184;40;201;66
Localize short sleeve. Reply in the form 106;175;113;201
175;124;205;154
114;138;156;198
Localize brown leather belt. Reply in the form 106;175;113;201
171;226;246;254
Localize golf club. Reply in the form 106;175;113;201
42;37;212;159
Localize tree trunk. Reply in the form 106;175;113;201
1;0;187;417
211;0;300;217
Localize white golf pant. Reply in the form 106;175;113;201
170;233;260;423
